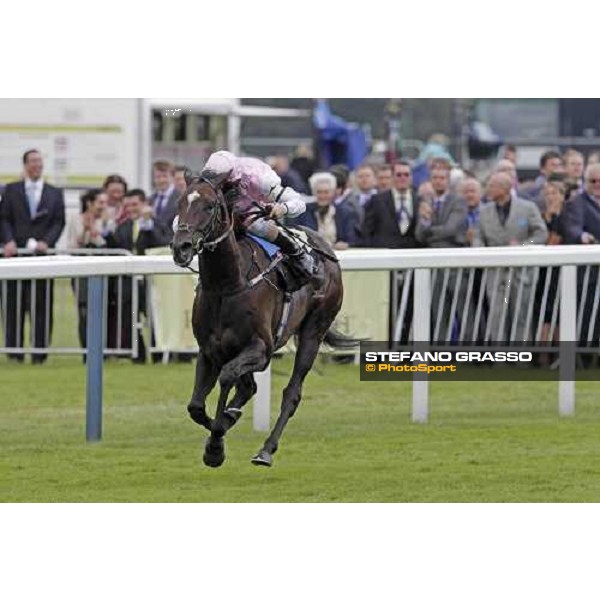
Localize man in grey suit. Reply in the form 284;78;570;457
415;166;468;342
346;163;378;242
415;168;468;249
475;173;548;343
149;160;180;243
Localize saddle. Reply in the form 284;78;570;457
243;228;334;294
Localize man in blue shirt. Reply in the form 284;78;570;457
460;177;482;246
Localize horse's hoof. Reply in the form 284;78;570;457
203;437;225;468
251;450;273;467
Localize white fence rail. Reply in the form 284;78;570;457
0;248;138;358
2;245;600;279
1;246;599;439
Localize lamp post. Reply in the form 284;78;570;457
385;99;402;163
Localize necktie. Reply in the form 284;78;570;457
398;196;410;235
156;194;165;217
132;220;140;244
27;183;38;216
401;193;410;215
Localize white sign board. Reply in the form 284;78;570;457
0;99;140;188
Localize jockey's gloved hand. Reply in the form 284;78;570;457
268;203;288;220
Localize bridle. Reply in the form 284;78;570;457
176;176;234;255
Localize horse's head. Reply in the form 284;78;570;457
172;169;232;267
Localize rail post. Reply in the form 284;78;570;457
253;366;271;432
559;265;576;416
86;276;105;442
412;268;431;423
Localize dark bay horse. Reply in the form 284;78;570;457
171;172;354;467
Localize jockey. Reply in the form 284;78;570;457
201;150;319;283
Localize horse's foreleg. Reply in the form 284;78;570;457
202;380;234;468
252;326;323;467
220;373;257;433
187;352;218;432
204;339;268;468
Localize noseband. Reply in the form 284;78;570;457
177;177;234;254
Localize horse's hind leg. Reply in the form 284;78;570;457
187;352;219;432
252;323;324;467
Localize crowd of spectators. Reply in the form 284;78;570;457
0;151;182;363
1;144;599;363
291;146;600;352
291;149;600;253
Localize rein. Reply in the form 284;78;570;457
177;177;234;273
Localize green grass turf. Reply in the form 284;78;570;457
2;355;599;502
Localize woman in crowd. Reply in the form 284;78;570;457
102;174;128;228
65;189;109;250
534;176;567;363
298;172;358;250
66;189;109;352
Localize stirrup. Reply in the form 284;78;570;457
290;249;324;291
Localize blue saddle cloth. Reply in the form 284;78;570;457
245;233;281;259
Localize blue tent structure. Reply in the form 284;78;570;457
313;100;368;170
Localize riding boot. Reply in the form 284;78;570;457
273;231;324;289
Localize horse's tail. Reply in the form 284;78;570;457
323;326;366;349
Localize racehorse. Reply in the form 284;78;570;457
171;172;356;467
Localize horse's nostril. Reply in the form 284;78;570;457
174;241;192;256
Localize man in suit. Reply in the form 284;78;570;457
104;189;168;363
362;160;421;343
0;149;65;363
173;165;188;196
270;155;309;195
149;160;180;242
346;164;377;243
562;163;600;349
562;163;600;245
475;173;548;343
520;150;564;212
105;189;169;254
375;164;393;194
563;149;585;196
415;166;468;342
362;160;420;249
415;167;468;249
457;177;489;342
298;172;358;249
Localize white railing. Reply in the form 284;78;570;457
1;246;599;439
3;245;600;279
0;248;138;358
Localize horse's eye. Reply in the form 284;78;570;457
187;191;200;206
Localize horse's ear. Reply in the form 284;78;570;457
184;168;195;187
